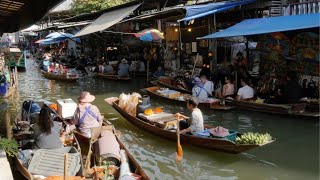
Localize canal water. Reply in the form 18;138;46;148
1;59;319;180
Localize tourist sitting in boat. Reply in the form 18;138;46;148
52;63;60;74
48;62;55;73
278;71;301;104
33;107;63;149
70;91;103;138
200;75;214;97
104;62;114;73
192;77;208;102
216;76;235;98
118;59;130;77
179;97;204;135
236;78;254;101
153;66;165;78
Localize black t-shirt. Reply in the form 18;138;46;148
282;80;301;104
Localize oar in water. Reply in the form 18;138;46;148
175;113;183;162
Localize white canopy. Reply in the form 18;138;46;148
73;3;141;37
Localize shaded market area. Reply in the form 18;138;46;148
0;0;319;180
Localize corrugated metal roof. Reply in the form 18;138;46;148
0;0;64;33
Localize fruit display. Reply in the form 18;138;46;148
235;132;272;145
144;108;154;116
154;107;163;114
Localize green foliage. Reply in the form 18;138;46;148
0;138;19;157
71;0;132;15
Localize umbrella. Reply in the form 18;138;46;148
134;29;164;42
134;29;164;82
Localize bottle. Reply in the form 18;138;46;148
66;124;70;134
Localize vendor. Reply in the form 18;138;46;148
71;91;103;138
33;107;63;149
179;97;204;135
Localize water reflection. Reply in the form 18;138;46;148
1;59;319;180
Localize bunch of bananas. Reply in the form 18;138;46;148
236;132;272;145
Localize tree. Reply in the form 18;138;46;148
71;0;132;15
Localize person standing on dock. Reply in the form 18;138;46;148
71;91;103;138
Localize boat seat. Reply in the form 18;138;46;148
28;147;81;177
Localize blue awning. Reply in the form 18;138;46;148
178;0;256;22
198;13;320;39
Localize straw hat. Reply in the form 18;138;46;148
121;59;128;63
78;91;95;103
209;126;229;137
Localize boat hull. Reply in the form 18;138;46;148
155;78;192;94
111;100;274;154
143;86;234;111
41;71;79;82
223;99;320;118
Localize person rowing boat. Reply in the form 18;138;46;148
179;97;204;135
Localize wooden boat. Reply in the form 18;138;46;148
154;77;192;94
41;70;79;82
94;73;131;81
105;99;275;154
3;47;26;72
142;86;234;111
12;102;84;179
222;98;320;118
73;124;150;180
85;67;131;81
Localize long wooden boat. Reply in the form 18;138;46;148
105;99;275;154
73;123;150;180
41;70;79;82
154;77;192;94
85;67;131;81
142;86;234;111
223;98;320;118
12;103;84;179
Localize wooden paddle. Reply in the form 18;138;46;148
175;114;183;162
64;153;68;180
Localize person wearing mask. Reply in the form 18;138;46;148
118;59;130;77
33;107;63;149
179;97;204;135
200;75;214;97
236;78;254;100
192;77;208;102
71;91;103;138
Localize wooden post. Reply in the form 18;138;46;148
5;110;11;140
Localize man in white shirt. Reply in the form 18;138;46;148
200;75;214;96
179;97;204;135
237;78;254;100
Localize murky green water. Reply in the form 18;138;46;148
1;59;319;180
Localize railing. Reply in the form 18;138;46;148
288;0;320;15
